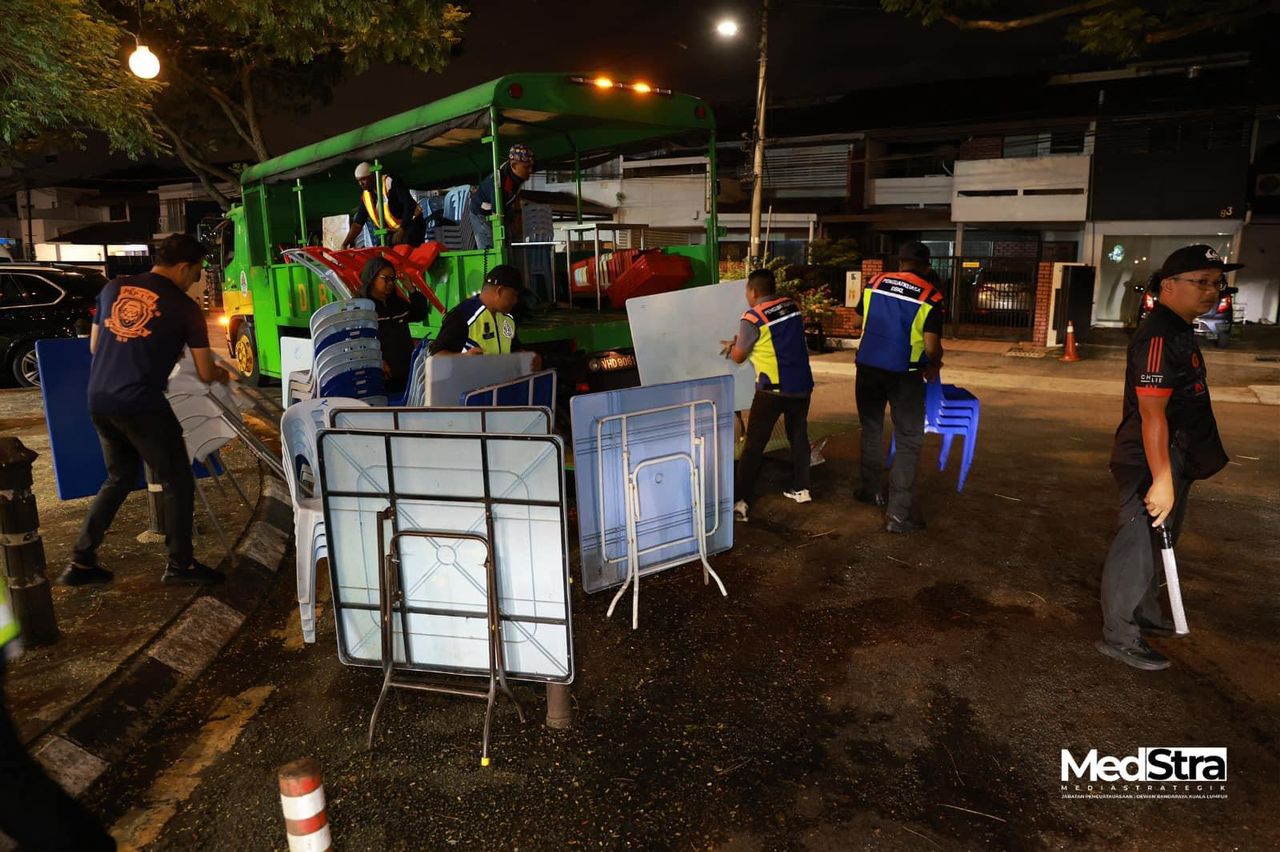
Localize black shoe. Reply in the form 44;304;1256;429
162;560;225;586
59;561;114;586
1136;615;1178;638
854;489;887;508
885;514;926;534
1095;638;1171;671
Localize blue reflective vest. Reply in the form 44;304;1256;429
742;297;814;395
856;272;944;373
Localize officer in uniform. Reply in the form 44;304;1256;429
852;241;945;533
341;162;425;248
723;268;815;521
0;586;115;848
429;265;538;367
1097;245;1236;671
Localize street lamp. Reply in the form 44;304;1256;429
128;41;160;79
716;2;769;269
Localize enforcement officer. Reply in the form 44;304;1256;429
342;162;425;248
1097;245;1236;671
470;144;534;250
852;241;945;533
0;587;116;848
63;233;230;587
429;265;539;368
723;268;815;522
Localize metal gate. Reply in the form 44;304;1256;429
945;256;1038;339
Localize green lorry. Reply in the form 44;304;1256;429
214;72;721;390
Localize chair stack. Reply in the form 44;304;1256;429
890;375;981;492
289;299;388;406
280;398;369;644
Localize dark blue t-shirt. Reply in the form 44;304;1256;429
88;272;209;414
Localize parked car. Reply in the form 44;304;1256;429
0;264;106;386
1132;278;1237;348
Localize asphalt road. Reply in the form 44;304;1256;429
84;377;1279;851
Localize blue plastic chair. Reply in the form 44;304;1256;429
887;377;980;492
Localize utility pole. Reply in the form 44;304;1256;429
748;0;769;270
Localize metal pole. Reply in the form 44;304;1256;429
294;179;307;246
487;106;507;263
748;0;769;270
545;683;572;729
0;439;58;646
574;151;584;225
372;159;389;247
137;465;167;544
707;130;720;282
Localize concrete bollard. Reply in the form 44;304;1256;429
545;683;573;730
278;758;332;852
0;438;59;646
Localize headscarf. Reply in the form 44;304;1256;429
359;256;394;300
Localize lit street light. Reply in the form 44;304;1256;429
716;3;769;269
128;42;160;79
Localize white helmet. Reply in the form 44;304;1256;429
354;162;373;179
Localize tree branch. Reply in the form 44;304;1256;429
206;83;256;152
943;0;1114;31
155;119;235;210
1144;2;1280;44
241;65;270;161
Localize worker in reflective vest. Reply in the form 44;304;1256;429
341;162;425;248
0;586;116;849
429;265;540;367
723;267;815;522
852;241;945;533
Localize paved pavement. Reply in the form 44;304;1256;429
75;367;1280;850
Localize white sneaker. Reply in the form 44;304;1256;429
734;500;749;522
783;489;812;504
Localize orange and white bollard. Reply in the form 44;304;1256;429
1060;321;1082;362
278;758;332;852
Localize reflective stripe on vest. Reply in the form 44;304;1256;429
742;297;814;394
463;302;516;355
361;177;401;231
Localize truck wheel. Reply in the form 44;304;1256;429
232;326;264;386
10;341;39;388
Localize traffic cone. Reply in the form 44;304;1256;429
1061;321;1081;362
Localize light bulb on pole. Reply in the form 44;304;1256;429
716;19;739;37
128;42;160;79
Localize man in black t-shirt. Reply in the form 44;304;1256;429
1097;245;1236;671
63;234;231;588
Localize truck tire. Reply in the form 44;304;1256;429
232;325;264;386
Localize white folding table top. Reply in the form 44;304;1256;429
627;280;757;412
318;428;573;683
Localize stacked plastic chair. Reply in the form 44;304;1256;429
280;397;368;644
889;375;981;492
165;355;254;559
288;299;388;406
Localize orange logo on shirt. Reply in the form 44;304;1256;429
104;286;162;342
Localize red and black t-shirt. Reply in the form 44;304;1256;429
1110;304;1228;483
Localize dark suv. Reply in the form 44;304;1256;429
0;264;106;386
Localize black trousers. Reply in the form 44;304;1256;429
0;657;115;850
74;406;194;570
855;365;925;519
735;390;811;503
1100;452;1194;647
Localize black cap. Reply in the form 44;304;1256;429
1157;244;1243;281
898;241;931;263
483;264;524;289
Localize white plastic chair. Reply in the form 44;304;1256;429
281;397;368;643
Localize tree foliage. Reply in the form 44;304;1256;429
96;0;469;207
880;0;1277;57
0;0;158;161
